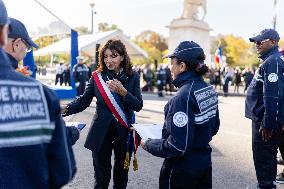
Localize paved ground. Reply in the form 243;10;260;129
62;93;284;189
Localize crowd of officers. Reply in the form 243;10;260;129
134;63;255;98
208;66;255;95
52;60;256;98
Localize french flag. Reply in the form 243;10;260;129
214;47;223;66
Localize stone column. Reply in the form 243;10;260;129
168;18;211;64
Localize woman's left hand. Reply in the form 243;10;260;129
140;140;145;149
107;79;128;97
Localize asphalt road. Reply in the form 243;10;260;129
62;94;284;189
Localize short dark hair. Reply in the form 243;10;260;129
176;52;208;76
97;39;133;76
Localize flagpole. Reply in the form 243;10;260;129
33;0;73;30
273;0;278;29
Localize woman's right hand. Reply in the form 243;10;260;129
60;105;68;115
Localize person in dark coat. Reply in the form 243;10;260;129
62;39;143;189
73;56;89;95
141;41;220;189
156;65;166;97
0;2;76;188
233;67;242;94
164;65;173;95
275;50;284;183
3;17;80;146
63;63;71;86
246;29;284;189
242;67;254;94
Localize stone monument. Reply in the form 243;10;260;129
168;0;210;63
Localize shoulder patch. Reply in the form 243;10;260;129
173;112;188;127
194;85;218;113
268;73;278;82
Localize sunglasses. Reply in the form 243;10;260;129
255;39;271;46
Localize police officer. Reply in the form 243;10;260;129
275;50;284;184
246;29;284;189
73;55;89;95
0;1;76;188
3;17;80;145
156;65;166;97
141;41;220;189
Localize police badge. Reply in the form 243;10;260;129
268;73;278;82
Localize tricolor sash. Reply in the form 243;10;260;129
92;71;140;171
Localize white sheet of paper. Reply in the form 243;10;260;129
132;124;163;140
65;122;80;127
65;122;86;128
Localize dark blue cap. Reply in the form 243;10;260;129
8;18;38;49
164;41;204;64
249;29;280;42
0;0;9;25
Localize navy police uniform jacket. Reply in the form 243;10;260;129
5;52;80;146
0;48;76;189
144;71;220;170
245;46;284;130
6;52;18;69
72;63;89;83
64;70;143;152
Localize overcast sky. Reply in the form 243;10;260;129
3;0;283;40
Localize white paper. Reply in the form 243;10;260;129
132;123;163;140
65;122;86;128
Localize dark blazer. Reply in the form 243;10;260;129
65;70;143;152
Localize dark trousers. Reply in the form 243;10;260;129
55;74;63;85
159;160;212;189
92;125;128;189
64;74;70;86
279;132;284;162
223;77;231;97
76;81;86;96
252;121;282;189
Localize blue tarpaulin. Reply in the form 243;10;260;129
70;29;79;89
23;50;36;78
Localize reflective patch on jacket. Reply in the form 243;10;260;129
0;80;53;148
194;85;218;124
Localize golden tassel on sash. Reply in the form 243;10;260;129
124;152;130;170
133;153;138;171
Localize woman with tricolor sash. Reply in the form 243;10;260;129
62;39;143;189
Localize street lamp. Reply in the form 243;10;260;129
90;0;95;34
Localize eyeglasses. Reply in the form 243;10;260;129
21;39;32;52
255;39;271;46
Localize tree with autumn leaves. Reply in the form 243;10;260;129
133;30;168;65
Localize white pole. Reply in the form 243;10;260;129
273;0;278;29
33;0;73;30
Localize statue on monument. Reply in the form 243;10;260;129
181;0;207;20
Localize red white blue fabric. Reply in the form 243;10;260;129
93;71;129;129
